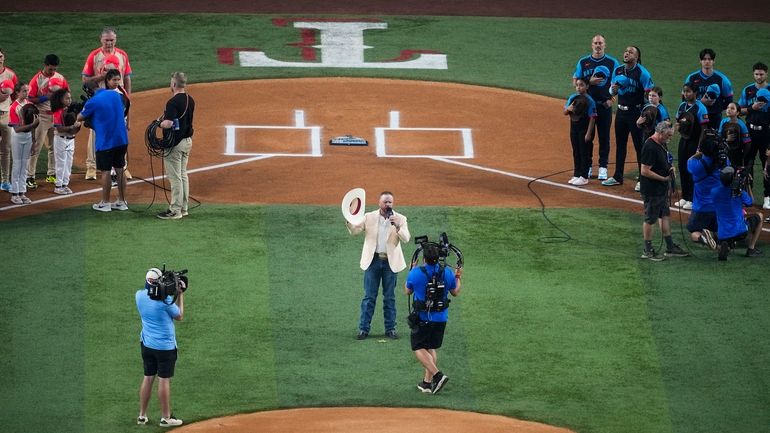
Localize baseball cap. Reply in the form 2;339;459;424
705;83;720;99
145;267;162;284
756;88;770;103
612;75;630;88
103;54;120;69
48;77;65;91
0;79;13;94
593;65;610;79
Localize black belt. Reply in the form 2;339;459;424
58;135;75;139
749;124;767;131
617;104;641;111
375;252;388;260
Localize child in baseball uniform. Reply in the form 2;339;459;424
8;83;38;204
564;77;597;186
718;102;751;168
51;88;81;194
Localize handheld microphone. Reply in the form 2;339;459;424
385;207;395;225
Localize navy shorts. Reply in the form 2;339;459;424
642;194;670;224
96;145;127;171
141;342;178;378
687;211;717;233
410;321;446;351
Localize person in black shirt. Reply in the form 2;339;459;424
157;72;195;220
639;121;689;260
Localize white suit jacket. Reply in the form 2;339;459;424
347;209;410;272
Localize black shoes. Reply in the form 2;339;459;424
745;247;763;258
718;241;730;261
356;331;368;340
430;371;449;394
385;330;399;339
416;381;432;393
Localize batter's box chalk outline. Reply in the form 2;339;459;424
374;110;474;159
224;110;322;157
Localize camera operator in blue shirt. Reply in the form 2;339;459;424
405;243;462;395
135;268;186;427
712;167;764;260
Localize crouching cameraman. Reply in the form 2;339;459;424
135;267;188;427
405;243;462;395
712;167;763;260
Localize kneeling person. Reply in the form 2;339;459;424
405;243;461;395
712;166;763;260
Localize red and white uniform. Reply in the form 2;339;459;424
28;71;69;114
52;108;76;188
82;48;132;88
0;66;18;185
0;66;18;113
8;98;33;194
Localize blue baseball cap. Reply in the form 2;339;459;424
756;88;770;103
612;75;630;88
706;83;721;99
592;66;610;86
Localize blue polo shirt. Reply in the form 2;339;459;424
406;264;457;323
712;184;752;240
136;289;180;350
80;89;128;151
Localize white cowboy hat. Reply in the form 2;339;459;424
341;188;366;225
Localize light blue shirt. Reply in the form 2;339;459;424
136;289;180;350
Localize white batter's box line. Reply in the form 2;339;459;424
224;109;322;157
375;110;474;159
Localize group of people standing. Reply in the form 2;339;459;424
0;27;195;220
567;34;769;260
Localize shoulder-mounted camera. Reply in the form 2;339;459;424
146;265;188;304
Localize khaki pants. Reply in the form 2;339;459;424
27;112;56;178
86;129;96;171
163;137;192;214
0;111;11;183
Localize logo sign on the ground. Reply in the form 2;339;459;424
218;19;447;69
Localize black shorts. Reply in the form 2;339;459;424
96;145;127;171
410;321;447;351
141;342;178;378
687;211;717;233
746;213;761;234
642;194;670;224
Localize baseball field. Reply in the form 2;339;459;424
1;3;770;433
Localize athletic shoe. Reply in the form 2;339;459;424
181;210;189;217
157;210;183;220
25;177;37;189
111;200;129;211
682;201;693;210
0;182;10;191
665;244;690;257
700;229;717;250
159;416;183;427
718;241;730;261
64;186;73;194
111;174;118;188
568;176;578;185
385;330;399;340
601;177;621;186
137;416;148;425
675;199;686;207
356;330;368;340
10;195;22;205
634;181;641;192
20;195;31;204
745;248;763;258
641;249;664;261
124;168;133;180
431;371;449;394
417;381;432;393
85;167;97;180
92;201;112;212
764;197;770;210
45;175;56;183
598;167;608;180
54;187;68;195
587;167;593;178
572;176;589;186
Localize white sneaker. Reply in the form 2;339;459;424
568;176;578;184
20;195;32;204
54;187;68;195
92;201;112;212
675;199;686;207
587;167;593;178
110;200;129;211
160;416;183;427
572;176;589;186
634;181;641;192
10;195;22;205
598;167;608;180
683;201;693;210
763;197;770;210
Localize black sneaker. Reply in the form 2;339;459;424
665;244;690;257
25;177;37;189
718;241;730;261
356;330;368;340
700;229;717;250
745;248;763;258
157;210;183;220
111;174;118;188
431;371;449;394
417;381;432;393
641;249;664;261
385;330;399;340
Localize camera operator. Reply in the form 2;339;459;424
404;243;461;395
135;268;186;427
712;167;763;260
685;130;725;249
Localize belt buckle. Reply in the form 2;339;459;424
376;252;388;259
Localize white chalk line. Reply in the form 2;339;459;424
0;154;273;212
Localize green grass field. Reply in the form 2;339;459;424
2;12;770;433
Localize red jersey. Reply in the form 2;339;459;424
82;48;132;78
0;66;18;111
28;71;69;113
8;99;29;126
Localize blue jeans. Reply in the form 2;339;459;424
359;256;397;333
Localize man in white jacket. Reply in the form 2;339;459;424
347;191;410;340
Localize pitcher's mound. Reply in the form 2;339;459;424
174;407;576;433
